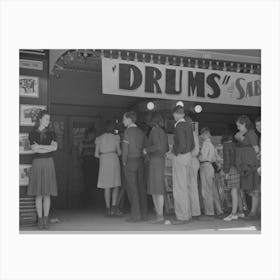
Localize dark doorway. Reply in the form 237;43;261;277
51;115;103;210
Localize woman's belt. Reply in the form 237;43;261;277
100;151;117;154
238;145;252;148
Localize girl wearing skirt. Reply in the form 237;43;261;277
221;133;244;221
95;120;121;216
28;110;58;230
235;115;260;220
145;112;169;224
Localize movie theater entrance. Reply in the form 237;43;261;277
20;49;261;221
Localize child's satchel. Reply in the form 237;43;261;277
212;162;221;173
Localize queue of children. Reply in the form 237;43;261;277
96;107;261;225
28;108;261;230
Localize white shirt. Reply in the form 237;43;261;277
191;131;200;157
127;123;137;128
199;138;216;162
174;118;186;128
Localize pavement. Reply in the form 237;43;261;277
20;209;261;234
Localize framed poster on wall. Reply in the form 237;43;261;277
19;133;34;154
20;104;47;126
19;76;39;98
19;164;32;186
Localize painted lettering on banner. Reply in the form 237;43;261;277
102;57;261;107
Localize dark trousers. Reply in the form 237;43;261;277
82;157;99;207
124;157;148;220
117;168;127;210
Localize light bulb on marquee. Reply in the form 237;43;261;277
176;101;184;107
147;102;155;110
194;105;202;113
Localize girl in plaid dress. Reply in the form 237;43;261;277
221;133;245;221
235;115;260;219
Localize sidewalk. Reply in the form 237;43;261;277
20;209;261;233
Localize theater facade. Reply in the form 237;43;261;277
19;49;261;226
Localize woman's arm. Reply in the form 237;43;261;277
51;141;58;151
31;143;51;153
94;138;100;158
253;145;260;155
198;142;210;162
31;141;58;153
234;132;245;142
35;141;58;152
247;130;260;155
116;136;122;156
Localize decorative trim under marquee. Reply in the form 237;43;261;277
51;49;261;77
20;104;47;126
19;75;39;98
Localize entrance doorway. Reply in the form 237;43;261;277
69;116;101;209
51;115;102;210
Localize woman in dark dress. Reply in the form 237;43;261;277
144;112;169;224
78;126;99;208
255;116;261;176
255;116;261;216
28;110;58;230
235;115;260;219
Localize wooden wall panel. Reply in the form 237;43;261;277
19;50;49;227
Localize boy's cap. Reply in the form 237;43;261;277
173;105;185;115
200;127;211;135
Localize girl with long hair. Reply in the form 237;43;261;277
28;110;58;230
235;115;260;219
145;111;169;224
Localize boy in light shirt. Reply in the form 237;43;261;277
198;127;223;221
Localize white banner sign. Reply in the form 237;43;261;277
102;57;261;107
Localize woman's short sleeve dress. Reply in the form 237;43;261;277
236;129;260;192
27;129;58;196
95;133;121;189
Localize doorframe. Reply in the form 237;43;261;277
67;115;101;209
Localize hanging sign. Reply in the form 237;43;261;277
102;57;261;107
20;59;43;70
